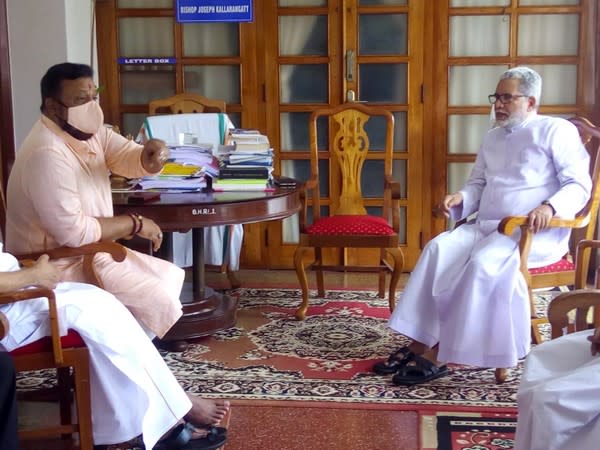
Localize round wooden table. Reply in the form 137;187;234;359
113;185;301;341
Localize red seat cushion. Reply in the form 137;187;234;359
529;257;575;275
306;215;395;236
10;330;85;356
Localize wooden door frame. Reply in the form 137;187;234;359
0;0;15;192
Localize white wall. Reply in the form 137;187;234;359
7;0;96;149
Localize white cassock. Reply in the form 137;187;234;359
0;246;192;448
388;114;592;368
515;330;600;450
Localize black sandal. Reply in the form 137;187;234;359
373;346;414;375
154;422;227;450
391;354;449;386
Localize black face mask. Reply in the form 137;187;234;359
52;98;95;141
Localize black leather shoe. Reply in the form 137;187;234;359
154;338;189;352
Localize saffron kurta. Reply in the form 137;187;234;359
515;330;600;450
5;116;184;337
388;115;592;368
0;246;191;448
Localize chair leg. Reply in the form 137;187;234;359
530;317;548;344
226;267;241;289
378;249;386;298
71;351;93;450
57;367;72;435
386;248;405;312
495;367;508;384
294;247;311;320
315;248;325;297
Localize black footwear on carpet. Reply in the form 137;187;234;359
373;346;414;375
391;354;449;386
154;422;227;450
154;338;189;352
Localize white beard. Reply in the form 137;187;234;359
494;111;527;129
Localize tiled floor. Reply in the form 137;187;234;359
18;269;418;450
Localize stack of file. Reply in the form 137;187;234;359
214;129;274;191
135;143;218;192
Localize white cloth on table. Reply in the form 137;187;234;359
515;329;600;450
141;113;243;270
0;245;191;448
388;115;592;368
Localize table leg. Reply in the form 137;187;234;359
162;228;238;341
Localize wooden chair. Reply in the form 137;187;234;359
147;93;241;289
494;116;600;383
149;93;226;115
0;185;127;448
294;103;405;320
547;240;600;339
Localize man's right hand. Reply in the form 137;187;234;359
433;193;463;218
31;254;61;290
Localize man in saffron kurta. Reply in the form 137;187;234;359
373;67;592;385
6;62;183;338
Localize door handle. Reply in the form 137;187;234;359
346;49;355;82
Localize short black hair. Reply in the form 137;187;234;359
40;62;94;112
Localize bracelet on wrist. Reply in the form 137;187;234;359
128;213;143;237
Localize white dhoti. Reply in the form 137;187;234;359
515;330;600;450
388;223;530;368
0;282;192;448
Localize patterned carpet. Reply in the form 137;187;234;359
420;410;517;450
17;288;552;409
161;288;552;408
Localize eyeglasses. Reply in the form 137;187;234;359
488;93;528;104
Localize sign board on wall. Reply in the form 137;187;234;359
118;57;176;65
176;0;253;23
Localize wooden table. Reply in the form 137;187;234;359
113;185;301;341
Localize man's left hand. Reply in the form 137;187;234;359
141;139;169;173
527;204;554;233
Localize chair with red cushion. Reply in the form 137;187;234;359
0;242;126;449
0;204;126;450
294;103;404;320
494;116;600;383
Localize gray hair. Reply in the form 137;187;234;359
499;67;542;109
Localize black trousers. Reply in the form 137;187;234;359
0;352;18;450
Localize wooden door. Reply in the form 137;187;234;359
262;0;425;270
429;0;597;238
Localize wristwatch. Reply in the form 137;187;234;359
541;200;556;215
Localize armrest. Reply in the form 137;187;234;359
298;176;319;231
498;215;590;237
16;241;128;289
498;213;591;284
0;287;64;364
16;241;127;263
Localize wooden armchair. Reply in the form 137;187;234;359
494;116;600;383
0;184;128;448
546;239;600;339
294;103;405;320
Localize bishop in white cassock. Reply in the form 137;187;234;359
0;244;228;448
375;67;592;385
